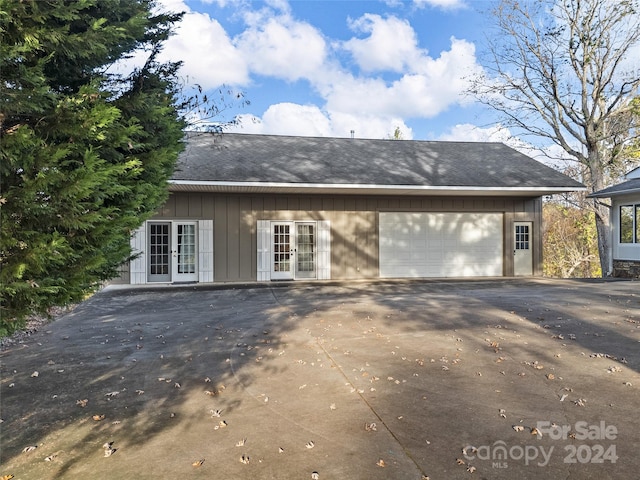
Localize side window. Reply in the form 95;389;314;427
620;205;634;243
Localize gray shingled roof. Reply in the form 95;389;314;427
170;133;585;196
589;178;640;198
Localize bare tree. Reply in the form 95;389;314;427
470;0;640;275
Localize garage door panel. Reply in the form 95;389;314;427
380;213;503;278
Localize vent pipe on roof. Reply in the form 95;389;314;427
350;130;355;139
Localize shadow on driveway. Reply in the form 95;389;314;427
1;279;638;479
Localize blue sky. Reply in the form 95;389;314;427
153;0;511;142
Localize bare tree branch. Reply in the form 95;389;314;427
469;0;640;275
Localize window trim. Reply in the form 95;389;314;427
619;204;640;244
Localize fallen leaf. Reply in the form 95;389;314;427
364;422;377;432
376;459;386;467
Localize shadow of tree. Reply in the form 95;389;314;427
1;279;638;479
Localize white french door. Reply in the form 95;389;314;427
173;222;198;282
148;222;171;282
147;221;198;282
271;222;317;280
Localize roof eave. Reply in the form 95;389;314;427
168;180;586;197
587;187;640;198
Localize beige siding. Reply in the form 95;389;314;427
146;192;543;282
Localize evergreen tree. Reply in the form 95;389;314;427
0;0;186;332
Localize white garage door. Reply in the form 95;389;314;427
379;212;503;278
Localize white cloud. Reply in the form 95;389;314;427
228;103;413;140
327;112;413;139
236;13;326;81
325;37;481;119
413;0;467;10
437;123;514;143
150;0;484;140
344;14;422;73
155;0;189;14
260;103;332;136
159;11;249;89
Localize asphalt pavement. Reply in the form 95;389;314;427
1;278;639;479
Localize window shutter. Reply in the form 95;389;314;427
257;220;271;281
317;220;331;280
198;220;214;283
130;224;146;284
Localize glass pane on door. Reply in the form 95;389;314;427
177;224;196;274
515;224;530;250
296;223;316;278
273;224;291;274
148;222;171;282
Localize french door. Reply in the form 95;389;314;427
148;221;198;282
271;222;316;280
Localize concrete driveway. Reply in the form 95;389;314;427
1;278;639;479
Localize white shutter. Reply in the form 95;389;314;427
198;220;214;283
130;224;146;284
257;220;271;281
316;220;331;280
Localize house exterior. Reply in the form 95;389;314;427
589;166;640;278
118;133;585;285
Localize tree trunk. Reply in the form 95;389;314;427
587;150;611;276
593;203;611;276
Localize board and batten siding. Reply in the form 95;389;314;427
141;192;543;282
